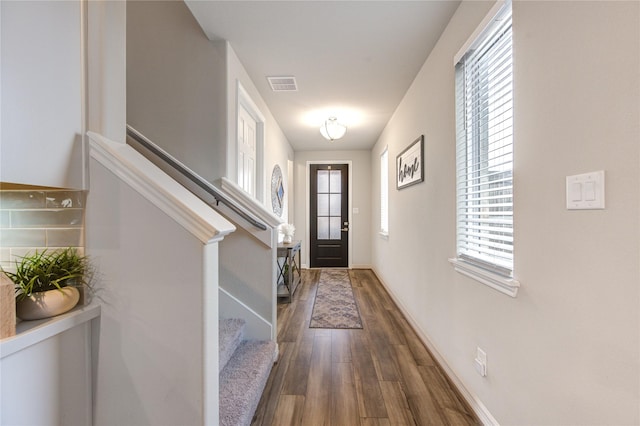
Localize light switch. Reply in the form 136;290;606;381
566;171;605;210
570;182;582;202
584;182;596;201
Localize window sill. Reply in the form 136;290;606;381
448;258;520;297
379;231;389;240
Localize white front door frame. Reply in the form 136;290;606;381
305;160;353;269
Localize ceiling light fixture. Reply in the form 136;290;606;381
319;117;347;141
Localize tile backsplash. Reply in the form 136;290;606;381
0;186;86;270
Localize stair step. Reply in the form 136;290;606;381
219;318;246;373
219;340;276;426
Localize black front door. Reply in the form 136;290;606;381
309;164;349;268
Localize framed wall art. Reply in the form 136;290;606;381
396;135;424;190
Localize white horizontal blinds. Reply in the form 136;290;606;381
455;7;513;276
380;148;389;234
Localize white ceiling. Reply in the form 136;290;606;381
185;1;461;151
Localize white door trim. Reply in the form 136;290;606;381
305;160;353;269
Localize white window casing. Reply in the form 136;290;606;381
450;1;520;297
380;147;389;237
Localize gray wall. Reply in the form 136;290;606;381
371;1;639;424
126;0;227;183
126;2;295;218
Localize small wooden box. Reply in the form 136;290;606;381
1;273;16;339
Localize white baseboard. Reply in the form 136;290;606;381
350;263;372;269
301;264;372;270
370;267;499;426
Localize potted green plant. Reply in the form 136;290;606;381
2;248;94;320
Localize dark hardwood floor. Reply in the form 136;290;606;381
252;269;479;426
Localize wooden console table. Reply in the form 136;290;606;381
277;240;301;302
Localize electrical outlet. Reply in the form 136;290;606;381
474;347;487;377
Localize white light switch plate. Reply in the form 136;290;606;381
475;347;487;377
566;171;605;210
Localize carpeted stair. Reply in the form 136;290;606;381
219;318;276;426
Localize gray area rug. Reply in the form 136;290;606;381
309;269;363;329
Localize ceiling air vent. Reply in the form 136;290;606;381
267;76;298;92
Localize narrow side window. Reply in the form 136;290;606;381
452;2;519;296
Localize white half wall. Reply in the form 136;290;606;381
87;133;234;425
219;225;277;340
371;1;639;424
89;162;208;425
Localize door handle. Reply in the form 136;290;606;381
341;228;349;232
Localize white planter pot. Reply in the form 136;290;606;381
16;287;80;321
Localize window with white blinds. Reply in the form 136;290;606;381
455;4;513;277
380;148;389;235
